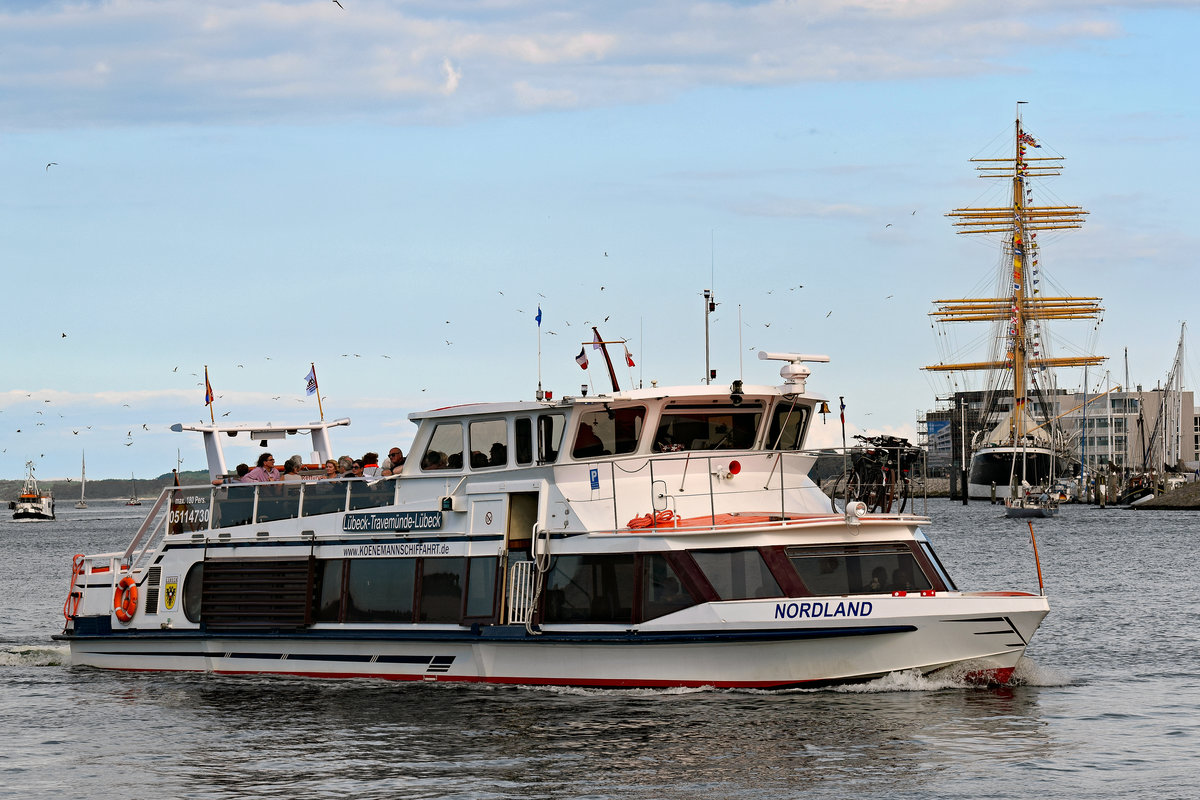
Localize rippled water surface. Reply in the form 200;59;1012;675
3;499;1197;799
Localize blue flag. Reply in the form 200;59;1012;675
535;306;542;327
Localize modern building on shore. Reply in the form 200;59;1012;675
919;386;1198;480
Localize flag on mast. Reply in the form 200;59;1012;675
575;347;589;369
623;345;635;367
305;365;318;396
204;369;214;406
535;306;542;327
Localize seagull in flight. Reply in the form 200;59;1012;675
332;0;343;7
46;162;57;171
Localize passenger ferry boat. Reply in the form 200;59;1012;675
11;461;55;521
57;351;1049;687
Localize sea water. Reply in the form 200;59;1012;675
2;499;1197;799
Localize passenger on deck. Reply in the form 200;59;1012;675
282;458;304;483
383;448;405;475
489;442;507;466
337;455;355;477
212;463;251;485
421;450;447;470
360;452;382;478
242;454;281;483
323;460;340;480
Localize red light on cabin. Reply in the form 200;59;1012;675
545;391;553;400
728;460;741;475
891;590;907;597
920;590;936;597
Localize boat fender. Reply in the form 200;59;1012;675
113;575;139;624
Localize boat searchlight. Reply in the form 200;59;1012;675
756;351;831;394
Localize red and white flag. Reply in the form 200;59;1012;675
623;345;635;367
575;347;589;369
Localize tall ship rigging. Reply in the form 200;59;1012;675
925;112;1105;500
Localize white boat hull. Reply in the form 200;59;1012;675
66;593;1046;687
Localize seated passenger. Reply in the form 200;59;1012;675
242;453;281;483
489;442;507;466
360;452;382;478
866;566;888;592
281;458;304;483
421;450;447;470
383;448;405;475
322;460;340;481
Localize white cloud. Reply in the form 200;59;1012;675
0;0;1138;128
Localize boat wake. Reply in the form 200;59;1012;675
831;657;1072;693
0;643;70;667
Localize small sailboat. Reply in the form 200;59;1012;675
125;473;142;506
75;451;88;509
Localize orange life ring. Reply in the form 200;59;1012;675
113;575;138;623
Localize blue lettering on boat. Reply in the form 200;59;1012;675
774;600;873;619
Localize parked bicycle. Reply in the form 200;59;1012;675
828;435;923;513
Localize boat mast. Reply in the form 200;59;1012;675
925;109;1105;479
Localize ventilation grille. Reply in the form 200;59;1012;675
201;558;315;631
143;566;162;615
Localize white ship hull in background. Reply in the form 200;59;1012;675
59;350;1048;688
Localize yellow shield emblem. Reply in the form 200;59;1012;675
164;576;179;610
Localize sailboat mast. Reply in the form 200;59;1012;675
1010;114;1032;443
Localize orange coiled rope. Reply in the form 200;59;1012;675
626;509;676;529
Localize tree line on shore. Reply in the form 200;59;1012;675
1;471;210;502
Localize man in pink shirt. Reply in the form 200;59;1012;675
242;453;281;482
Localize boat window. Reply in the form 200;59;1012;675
168;488;213;535
421;422;464;471
212;482;256;529
301;479;348;517
419;558;466;622
915;533;957;591
348;479;394;510
182;562;204;623
314;559;345;622
464;557;499;618
469;419;508;469
640;552;695;621
785;544;933;596
345;558;416;622
254;484;303;523
654;404;762;452
538;413;564;463
767;401;812;451
691;549;782;600
571;406;646;459
515;418;533;464
544;554;634;623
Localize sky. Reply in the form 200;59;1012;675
2;0;1199;481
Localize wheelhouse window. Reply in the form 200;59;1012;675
469;419;508;469
691;549;782;600
571;406;646;459
767;400;812;450
544;554;634;623
421;422;464;471
641;553;695;621
785;544;933;596
653;402;763;452
516;413;564;465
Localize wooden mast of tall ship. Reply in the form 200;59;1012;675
923;111;1105;491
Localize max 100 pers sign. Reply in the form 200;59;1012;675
341;511;443;533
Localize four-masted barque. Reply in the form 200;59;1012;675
925;112;1105;500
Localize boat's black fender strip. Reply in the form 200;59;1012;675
55;623;916;647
